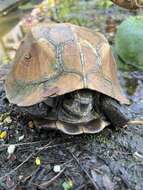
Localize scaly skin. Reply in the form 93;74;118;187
100;95;129;128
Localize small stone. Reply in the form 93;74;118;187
18;135;24;141
7;145;16;155
18;175;23;180
28;121;34;128
53;165;61;173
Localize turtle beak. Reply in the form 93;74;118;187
74;89;93;104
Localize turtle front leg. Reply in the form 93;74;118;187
100;96;129;128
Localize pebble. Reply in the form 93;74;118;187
53;165;61;173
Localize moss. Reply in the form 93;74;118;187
83;132;112;145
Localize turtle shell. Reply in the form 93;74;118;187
5;23;128;106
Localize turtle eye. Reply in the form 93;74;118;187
24;53;32;60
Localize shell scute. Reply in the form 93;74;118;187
80;41;100;74
49;24;74;44
63;40;82;74
13;35;57;83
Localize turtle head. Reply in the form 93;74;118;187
58;89;100;124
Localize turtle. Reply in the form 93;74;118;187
5;23;130;135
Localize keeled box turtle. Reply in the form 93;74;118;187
5;23;130;135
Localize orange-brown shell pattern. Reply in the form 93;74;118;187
5;23;129;106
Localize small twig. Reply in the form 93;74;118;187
68;151;100;190
34;167;65;188
128;120;143;125
75;182;92;190
60;158;73;167
115;151;132;155
0;140;49;149
36;142;72;150
75;184;86;190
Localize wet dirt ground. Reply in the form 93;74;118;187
0;1;143;190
